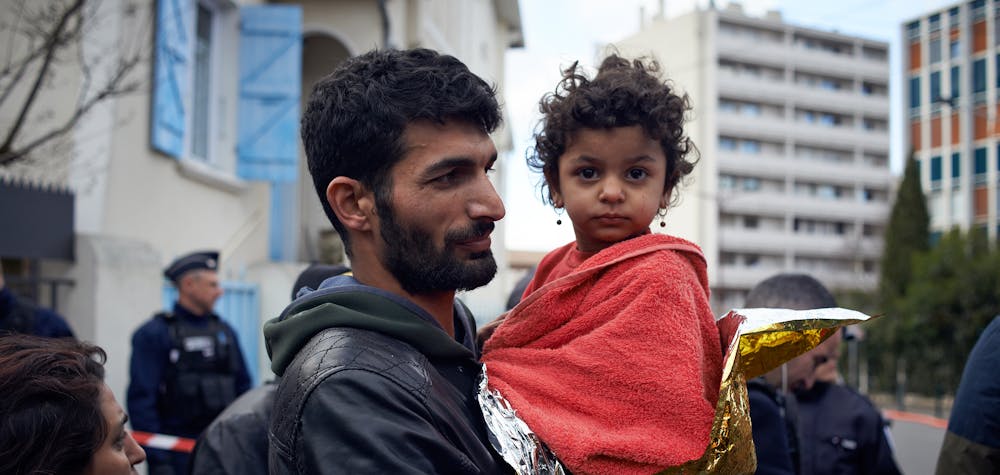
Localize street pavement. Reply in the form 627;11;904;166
887;415;947;475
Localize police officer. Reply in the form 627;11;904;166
127;251;251;475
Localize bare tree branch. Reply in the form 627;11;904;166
0;0;145;169
0;0;85;157
0;52;140;166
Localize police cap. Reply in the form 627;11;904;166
164;250;219;283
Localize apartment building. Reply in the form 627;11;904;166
904;0;1000;242
614;4;892;313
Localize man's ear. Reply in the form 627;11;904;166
327;177;375;232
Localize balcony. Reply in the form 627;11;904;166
719;228;883;259
789;121;889;152
717;34;788;69
716;263;878;291
788;46;888;82
717;70;791;104
788;85;889;118
717;113;789;143
717;152;789;180
718;190;890;223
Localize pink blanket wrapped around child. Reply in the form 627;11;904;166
482;234;723;475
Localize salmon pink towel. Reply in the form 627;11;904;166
482;233;723;475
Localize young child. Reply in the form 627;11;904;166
481;54;723;475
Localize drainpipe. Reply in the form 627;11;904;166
377;0;392;48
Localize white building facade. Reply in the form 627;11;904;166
613;4;892;312
0;0;522;410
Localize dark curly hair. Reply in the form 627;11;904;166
301;48;502;255
529;54;698;206
0;335;108;475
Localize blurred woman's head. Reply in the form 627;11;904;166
0;334;145;475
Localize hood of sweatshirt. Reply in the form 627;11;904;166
263;275;476;376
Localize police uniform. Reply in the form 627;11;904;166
796;381;901;475
127;251;251;475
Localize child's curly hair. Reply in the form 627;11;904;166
529;54;698;207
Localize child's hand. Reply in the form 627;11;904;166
477;312;508;351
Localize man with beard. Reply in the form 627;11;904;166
262;48;511;475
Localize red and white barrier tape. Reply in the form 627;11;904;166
130;431;197;453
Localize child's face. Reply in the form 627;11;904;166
552;125;669;253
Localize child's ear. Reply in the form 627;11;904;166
550;189;565;208
327;177;375;232
660;187;672;209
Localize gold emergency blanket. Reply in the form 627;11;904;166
658;307;872;474
479;307;872;475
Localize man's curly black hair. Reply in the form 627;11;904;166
301;48;501;255
528;54;698;207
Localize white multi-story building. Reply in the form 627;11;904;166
903;0;1000;242
613;4;892;312
0;0;522;408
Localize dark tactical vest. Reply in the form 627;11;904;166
156;312;239;432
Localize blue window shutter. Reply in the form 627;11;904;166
151;0;192;158
237;6;302;182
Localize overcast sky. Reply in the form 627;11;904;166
502;0;959;252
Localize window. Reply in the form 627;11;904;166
995;9;1000;45
744;216;759;229
929;13;941;32
910;76;921;109
930;36;942;64
972;0;985;20
719;175;734;190
907;20;920;39
951;66;960;100
190;3;215;161
930;155;942;187
930;71;941;103
743;177;761;191
719;137;737;151
975;147;987;182
996;54;1000;88
951;37;961;57
741;140;761;154
973;58;986;94
952;153;961;179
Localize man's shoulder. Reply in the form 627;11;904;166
278;327;431;393
132;312;171;337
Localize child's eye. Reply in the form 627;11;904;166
577;168;598;180
627;168;648;180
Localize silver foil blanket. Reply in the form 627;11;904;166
477;364;566;475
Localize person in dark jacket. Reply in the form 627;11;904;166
795;329;902;475
0;265;74;338
127;251;251;475
744;273;839;475
189;263;349;475
935;315;1000;475
262;48;511;474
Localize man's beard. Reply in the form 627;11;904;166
378;203;498;294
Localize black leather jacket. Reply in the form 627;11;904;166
264;275;511;475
